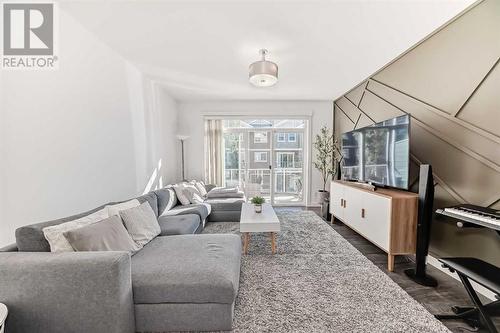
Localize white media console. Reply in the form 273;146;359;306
330;180;418;271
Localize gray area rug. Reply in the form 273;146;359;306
203;210;450;333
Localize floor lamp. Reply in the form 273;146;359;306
177;135;190;181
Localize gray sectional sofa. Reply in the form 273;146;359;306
0;184;246;333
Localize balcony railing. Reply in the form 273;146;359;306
224;168;303;200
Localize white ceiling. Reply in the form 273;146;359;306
61;0;475;101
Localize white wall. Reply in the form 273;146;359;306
0;9;178;247
177;101;333;206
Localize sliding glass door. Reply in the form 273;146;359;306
272;131;304;204
222;119;308;205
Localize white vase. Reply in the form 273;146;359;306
254;204;262;213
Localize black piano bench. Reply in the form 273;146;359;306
435;257;500;333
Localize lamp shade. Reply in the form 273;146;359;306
249;49;278;87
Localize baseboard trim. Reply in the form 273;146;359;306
427;254;496;301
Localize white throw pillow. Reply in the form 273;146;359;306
183;182;206;204
185;183;201;195
194;181;208;196
185;181;201;196
190;192;205;204
119;202;160;247
43;208;109;252
173;184;191;205
107;199;140;216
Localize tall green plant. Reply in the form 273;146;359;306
313;126;341;191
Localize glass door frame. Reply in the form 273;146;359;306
271;128;306;206
219;116;311;206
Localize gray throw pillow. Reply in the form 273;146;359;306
63;215;140;253
119;202;161;247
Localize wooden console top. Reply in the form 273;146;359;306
333;180;418;200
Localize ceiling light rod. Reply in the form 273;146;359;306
259;48;268;60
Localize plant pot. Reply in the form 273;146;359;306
318;190;329;202
254;204;262;213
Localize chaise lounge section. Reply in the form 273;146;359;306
132;234;241;332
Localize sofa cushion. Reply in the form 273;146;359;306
161;204;210;221
131;235;241;304
206;191;245;199
158;215;200;235
204;198;245;211
154;187;177;216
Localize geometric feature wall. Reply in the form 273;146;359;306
334;0;500;265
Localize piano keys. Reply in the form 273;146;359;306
436;204;500;231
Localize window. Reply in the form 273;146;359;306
276;152;295;168
254;132;267;143
277;133;286;142
254;152;268;162
288;133;297;142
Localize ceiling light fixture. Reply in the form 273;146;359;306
249;49;278;87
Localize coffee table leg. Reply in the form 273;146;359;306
270;232;276;254
243;233;249;255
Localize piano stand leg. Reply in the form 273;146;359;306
435;314;481;330
451;300;500;316
436;276;499;333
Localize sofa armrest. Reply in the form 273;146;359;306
0;251;134;333
0;243;17;252
204;184;217;192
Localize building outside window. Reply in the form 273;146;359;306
277;132;286;142
254;151;268;162
254;132;268;143
276;152;295;168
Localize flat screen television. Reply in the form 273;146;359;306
341;114;410;190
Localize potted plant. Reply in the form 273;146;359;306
250;196;265;213
313;126;341;202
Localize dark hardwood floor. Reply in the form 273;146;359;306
276;206;499;333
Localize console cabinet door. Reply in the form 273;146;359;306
330;182;344;220
360;192;391;250
343;186;363;230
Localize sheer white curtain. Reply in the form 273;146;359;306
204;119;224;185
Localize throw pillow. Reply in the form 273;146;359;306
194;181;208;196
190;192;205;204
184;182;203;199
64;215;140;253
177;182;206;204
172;184;191;205
185;181;202;196
43;207;109;252
107;199;140;216
119;202;161;247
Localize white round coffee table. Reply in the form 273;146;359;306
0;303;7;333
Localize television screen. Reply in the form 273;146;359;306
341;115;410;190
